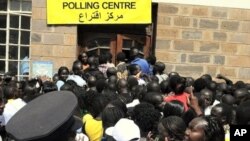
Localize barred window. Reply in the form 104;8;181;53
0;0;31;80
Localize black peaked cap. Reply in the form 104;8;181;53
6;91;78;141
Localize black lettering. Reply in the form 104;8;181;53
101;2;136;9
102;2;108;9
62;2;68;9
79;13;84;22
63;2;100;9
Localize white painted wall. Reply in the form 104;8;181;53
152;0;250;9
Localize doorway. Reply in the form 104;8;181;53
77;3;158;64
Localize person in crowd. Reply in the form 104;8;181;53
146;55;156;75
2;85;26;125
78;52;89;71
164;75;189;111
131;102;161;141
158;116;186;141
128;64;146;86
153;61;168;83
56;66;70;91
42;80;57;93
210;103;232;140
233;88;249;105
146;81;161;93
86;76;97;92
236;100;250;125
130;47;150;75
82;91;109;141
200;88;219;115
98;53;109;78
84;56;104;80
163;100;185;118
116;52;129;80
22;79;42;103
185;116;225;141
106;52;115;68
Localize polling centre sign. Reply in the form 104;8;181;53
47;0;151;24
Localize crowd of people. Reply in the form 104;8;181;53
0;47;250;141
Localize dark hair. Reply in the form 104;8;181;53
58;66;69;76
146;55;156;65
43;81;57;93
160;116;186;141
163;100;185;118
202;116;225;141
160;80;171;94
84;91;109;118
169;75;186;95
106;67;117;78
147;81;161;93
131;102;160;137
236;101;250;125
153;61;165;75
102;106;125;130
116;52;126;62
3;85;18;99
99;53;108;64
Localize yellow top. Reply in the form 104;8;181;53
83;114;103;141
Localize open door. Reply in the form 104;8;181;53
78;33;151;64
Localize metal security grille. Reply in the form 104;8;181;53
0;0;31;80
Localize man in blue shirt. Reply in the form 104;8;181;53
130;47;151;75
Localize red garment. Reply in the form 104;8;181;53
164;92;190;111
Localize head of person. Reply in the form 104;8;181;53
142;92;164;112
163;100;185;118
233;88;249;105
130;47;140;61
102;106;125;130
146;55;156;66
87;75;97;88
168;72;179;78
147;81;161;93
58;66;69;82
99;53;108;65
131;103;161;138
158;116;186;141
3;85;19;100
169;75;186;95
185;77;194;87
6;91;83;141
72;60;83;76
88;56;99;68
84;91;109;118
78;52;88;64
107;67;117;78
116;52;126;63
128;64;141;76
211;103;232;125
193;78;207;93
160;80;172;94
236;100;250;125
200;88;215;108
201;74;212;83
153;61;165;75
106;52;113;63
185;116;224;141
221;94;235;106
42;81;58;93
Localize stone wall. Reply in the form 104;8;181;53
156;3;250;82
31;0;77;73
